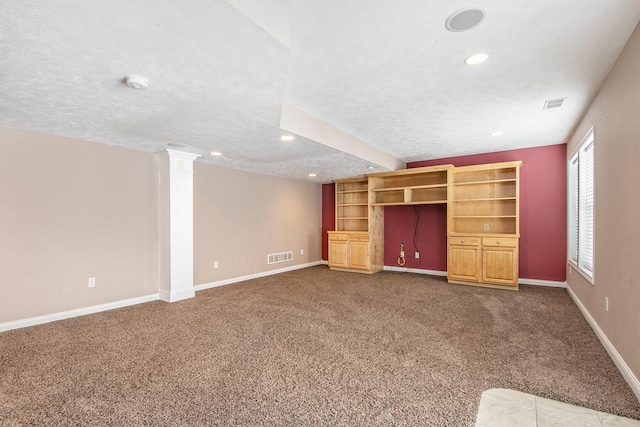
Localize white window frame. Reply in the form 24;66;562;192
568;127;595;283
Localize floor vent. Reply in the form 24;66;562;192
267;251;293;265
543;97;566;109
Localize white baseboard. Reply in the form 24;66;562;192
380;267;567;288
159;288;195;303
518;278;567;288
194;261;323;292
383;266;448;276
0;294;160;333
1;262;324;333
566;284;640;403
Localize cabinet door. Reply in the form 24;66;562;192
482;247;518;286
349;241;370;270
448;245;481;282
328;240;349;268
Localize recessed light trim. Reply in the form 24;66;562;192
490;131;504;137
280;135;295;141
465;53;488;65
308;173;317;177
445;9;485;32
210;151;223;156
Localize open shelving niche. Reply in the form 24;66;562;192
335;176;370;232
449;162;521;236
367;164;453;206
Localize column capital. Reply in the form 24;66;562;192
155;149;201;172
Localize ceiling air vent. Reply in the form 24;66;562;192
543;98;566;109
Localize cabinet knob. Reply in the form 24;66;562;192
475;248;478;251
461;240;465;243
497;241;500;245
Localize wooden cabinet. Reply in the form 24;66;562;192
482;237;518;285
448;162;522;290
328;233;349;269
448;236;481;282
328;232;377;273
328;177;383;274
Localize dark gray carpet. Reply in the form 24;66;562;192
1;266;638;426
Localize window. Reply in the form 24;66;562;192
568;128;594;280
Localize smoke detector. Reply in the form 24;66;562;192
124;75;149;90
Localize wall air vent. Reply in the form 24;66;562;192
267;251;293;265
544;98;566;109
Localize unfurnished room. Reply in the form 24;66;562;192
1;1;640;425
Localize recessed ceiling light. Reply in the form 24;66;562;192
464;53;488;65
280;135;295;141
367;166;375;170
445;9;485;32
124;74;149;90
308;173;317;177
490;131;504;137
210;151;223;156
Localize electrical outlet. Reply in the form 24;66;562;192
88;277;96;288
483;223;490;231
300;249;304;255
605;297;609;312
214;261;219;269
415;252;420;259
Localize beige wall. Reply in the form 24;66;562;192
193;162;322;285
0;125;322;325
0;126;160;323
566;22;640;384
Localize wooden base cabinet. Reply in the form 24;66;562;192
448;236;519;290
481;237;518;286
448;237;481;282
328;232;381;274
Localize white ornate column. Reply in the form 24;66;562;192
156;149;201;302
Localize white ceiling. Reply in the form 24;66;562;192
1;1;639;182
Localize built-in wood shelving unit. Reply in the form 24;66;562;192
328;161;522;290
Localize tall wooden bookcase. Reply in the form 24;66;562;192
448;161;522;289
328;176;383;273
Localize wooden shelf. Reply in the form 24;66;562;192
453;178;516;186
336;190;369;194
372;200;447;206
454;197;516;202
453;215;517;218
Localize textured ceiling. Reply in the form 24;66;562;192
1;1;639;182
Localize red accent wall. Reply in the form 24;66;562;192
322;144;567;282
321;183;335;261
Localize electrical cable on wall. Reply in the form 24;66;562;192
397;241;406;266
413;205;422;266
